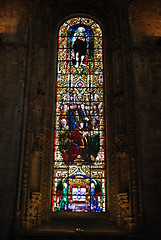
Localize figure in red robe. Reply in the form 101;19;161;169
69;121;89;163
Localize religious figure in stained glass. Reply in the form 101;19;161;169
52;17;106;212
72;26;87;68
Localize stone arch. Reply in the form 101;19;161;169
15;0;142;232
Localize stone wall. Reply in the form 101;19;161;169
133;48;161;236
129;0;161;237
0;0;161;239
0;0;30;238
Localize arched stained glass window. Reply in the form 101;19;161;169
52;17;106;212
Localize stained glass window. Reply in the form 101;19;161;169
51;17;106;212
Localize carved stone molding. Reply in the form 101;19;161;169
119;5;142;229
115;135;127;150
26;192;41;229
117;193;130;228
